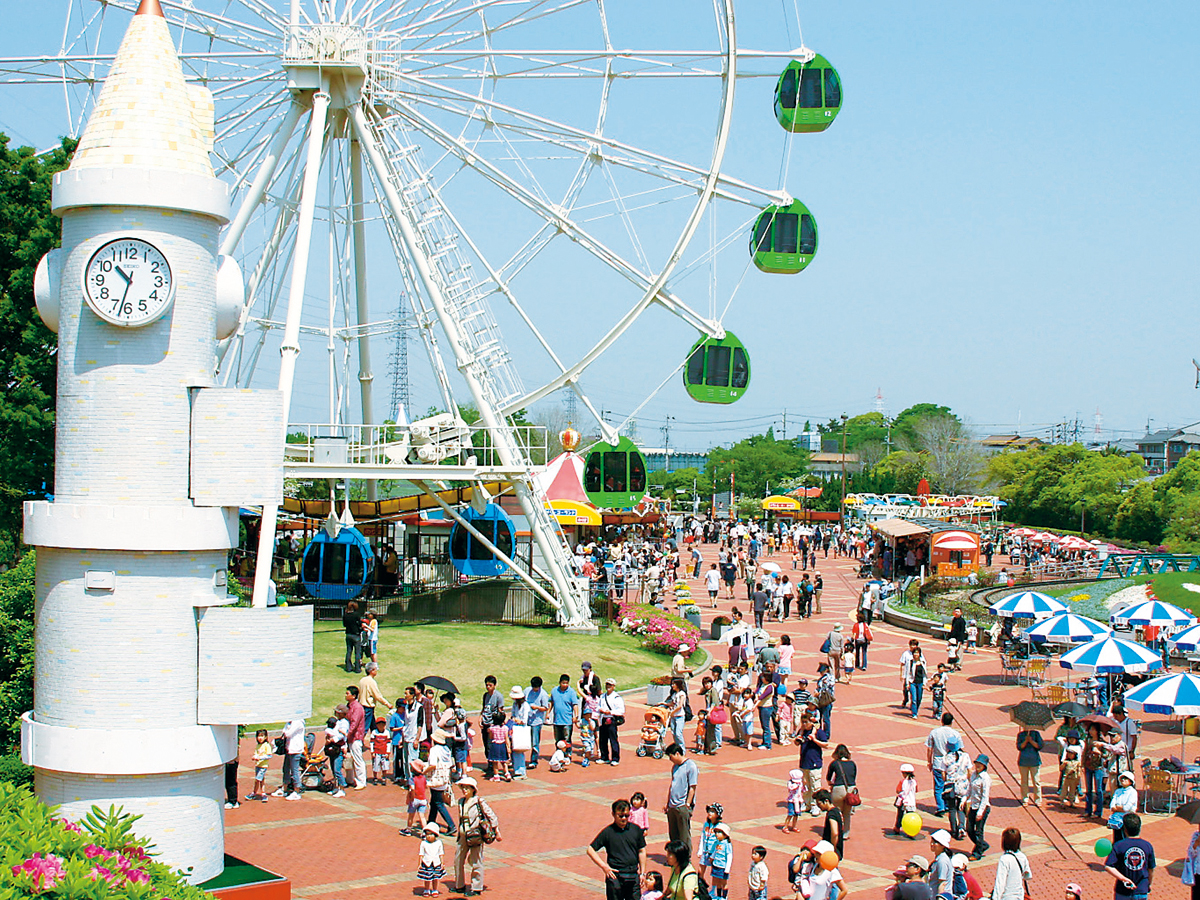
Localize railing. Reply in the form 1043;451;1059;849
283;23;373;69
282;421;551;468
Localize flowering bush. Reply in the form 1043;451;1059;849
0;782;211;898
616;601;700;656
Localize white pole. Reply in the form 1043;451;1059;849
252;84;331;608
220;101;303;258
350;137;376;500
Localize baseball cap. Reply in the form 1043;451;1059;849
906;855;929;872
900;763;915;773
1065;884;1082;900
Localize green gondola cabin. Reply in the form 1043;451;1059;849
583;436;648;510
684;332;751;404
750;200;817;274
774;54;842;133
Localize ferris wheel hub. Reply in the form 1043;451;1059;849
284;23;370;104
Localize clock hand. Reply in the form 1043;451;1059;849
115;265;133;285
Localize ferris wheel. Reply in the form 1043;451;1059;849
0;0;843;626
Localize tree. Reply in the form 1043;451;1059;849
0;552;34;753
0;136;75;564
705;433;809;502
992;444;1145;535
892;403;958;449
911;414;986;494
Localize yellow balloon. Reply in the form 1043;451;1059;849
819;850;840;871
901;812;923;837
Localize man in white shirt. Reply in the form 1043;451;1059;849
704;563;722;608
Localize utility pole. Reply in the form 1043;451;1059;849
840;413;848;523
561;385;577;424
781;408;787;440
661;415;675;472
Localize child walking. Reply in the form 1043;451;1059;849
629;791;650;836
966;620;979;653
1060;732;1083;807
417;823;445;896
891;763;919;836
578;707;598;767
371;717;390;785
747;846;769;900
929;667;948;719
486;710;512;782
246;729;271;802
403;759;429;835
708;823;732;898
698;802;724;879
783;768;804;833
777;694;795;743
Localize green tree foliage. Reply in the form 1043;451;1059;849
1113;452;1200;548
648;466;703;503
705;433;809;501
0;553;35;754
991;444;1145;535
0;136;75;564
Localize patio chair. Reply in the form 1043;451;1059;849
1044;683;1070;707
999;653;1023;685
1022;657;1050;688
1143;767;1180;814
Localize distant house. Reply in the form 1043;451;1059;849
809;452;863;481
1137;424;1200;474
979;434;1043;455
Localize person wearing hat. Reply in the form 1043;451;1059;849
453;776;501;896
823;623;847;684
424;728;456;833
580;661;602;700
508;685;531;779
815;663;836;732
787;839;820;899
808;839;847;900
926;829;954;899
813;571;824;615
1107;769;1139;844
417;822;446;897
598;677;626;765
895;856;933;900
963;754;991;860
951;853;983;900
672;644;694;680
1064;882;1082;900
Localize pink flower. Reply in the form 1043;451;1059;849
89;865;115;881
85;844;116;860
12;853;65;891
124;867;150;884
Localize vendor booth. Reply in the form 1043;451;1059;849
870;518;982;580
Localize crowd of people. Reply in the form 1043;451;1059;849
223;517;1198;900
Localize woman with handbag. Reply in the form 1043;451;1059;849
508;686;532;779
825;744;859;837
598;678;626;765
453;777;501;897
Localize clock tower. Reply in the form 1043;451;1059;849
25;0;311;882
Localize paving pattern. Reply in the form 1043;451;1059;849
225;544;1195;897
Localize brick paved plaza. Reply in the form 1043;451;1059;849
225;548;1194;898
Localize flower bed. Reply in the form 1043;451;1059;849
0;782;210;898
617;601;700;657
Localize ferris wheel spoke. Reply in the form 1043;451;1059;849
401;0;592;55
395;48;734;81
96;0;283;44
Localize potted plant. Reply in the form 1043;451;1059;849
678;604;702;629
647;675;673;706
710;614;732;641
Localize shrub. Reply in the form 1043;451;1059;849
0;782;211;897
0;753;32;787
615;601;700;656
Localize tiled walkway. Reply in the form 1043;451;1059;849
225;545;1194;897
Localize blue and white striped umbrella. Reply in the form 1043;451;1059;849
1168;622;1200;653
1021;612;1111;644
1058;635;1164;674
989;591;1069;620
1111;599;1196;629
1122;673;1200;716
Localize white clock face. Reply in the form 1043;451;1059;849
82;237;175;327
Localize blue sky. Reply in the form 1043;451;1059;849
3;2;1199;451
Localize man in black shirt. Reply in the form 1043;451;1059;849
586;799;647;900
814;789;843;858
949;608;968;645
894;856;934;900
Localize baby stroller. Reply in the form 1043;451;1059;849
300;732;330;791
857;560;873;578
636;706;671;759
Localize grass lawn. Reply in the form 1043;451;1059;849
1139;571;1200;612
305;622;674;726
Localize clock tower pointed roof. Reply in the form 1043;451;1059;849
71;3;214;176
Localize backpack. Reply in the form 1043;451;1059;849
681;870;713;900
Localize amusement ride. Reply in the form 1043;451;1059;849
0;0;843;627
